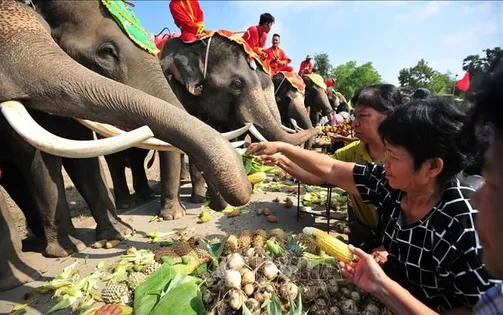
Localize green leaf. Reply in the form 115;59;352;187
266;293;282;315
150;282;206;315
11;303;29;315
204;234;230;268
134;264;177;315
288;292;303;315
242;302;253;315
46;296;77;314
243;159;253;175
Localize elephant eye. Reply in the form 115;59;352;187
231;79;244;90
97;43;119;60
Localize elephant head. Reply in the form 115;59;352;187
303;74;333;126
160;34;319;145
0;1;251;206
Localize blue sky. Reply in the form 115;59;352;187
133;1;502;85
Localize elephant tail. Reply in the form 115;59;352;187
146;151;157;169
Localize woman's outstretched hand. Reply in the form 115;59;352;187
339;245;390;295
245;141;283;156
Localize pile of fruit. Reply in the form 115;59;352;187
29;228;390;315
320;123;353;137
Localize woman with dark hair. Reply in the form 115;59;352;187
246;95;494;313
264;84;402;252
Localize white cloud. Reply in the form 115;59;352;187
443;21;500;46
459;1;491;15
394;1;449;22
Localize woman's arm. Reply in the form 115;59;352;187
275;155;326;185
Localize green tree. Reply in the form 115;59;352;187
462;47;503;78
398;59;455;94
313;53;333;79
331;61;382;100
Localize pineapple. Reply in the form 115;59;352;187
142;262;161;275
153;248;182;263
192;248;212;264
224;235;239;254
268;228;287;244
296;233;319;255
238;230;252;249
101;283;131;304
127;272;147;290
285;235;305;256
252;230;266;248
187;236;201;248
173;241;194;257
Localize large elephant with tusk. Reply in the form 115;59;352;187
157;33;320;207
0;0;251;290
302;74;334;127
271;72;316;149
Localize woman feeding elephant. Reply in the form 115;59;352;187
246;95;495;313
260;84;403;253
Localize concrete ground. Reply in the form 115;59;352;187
0;156;344;315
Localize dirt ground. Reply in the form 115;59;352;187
0;153;345;315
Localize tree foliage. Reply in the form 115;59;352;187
331;61;382;100
313;53;333;79
462;47;503;78
398;59;456;94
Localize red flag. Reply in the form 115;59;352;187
455;72;470;92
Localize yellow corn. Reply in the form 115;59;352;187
302;227;354;263
247;171;267;185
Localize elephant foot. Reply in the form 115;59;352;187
45;235;85;258
0;254;43;291
115;196;136;210
22;236;46;252
160;201;186;221
190;193;206;204
96;217;133;241
135;187;156;201
208;196;228;212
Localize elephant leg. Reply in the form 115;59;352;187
128;148;155;200
180;154;190;181
63;157;133;241
103;152;135;209
189;158;206;204
0;163;45;239
20;152;85;257
158;151;186;220
0;189;43;291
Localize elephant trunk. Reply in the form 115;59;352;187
317;89;334;116
238;87;319;145
3;23;251;206
288;93;315;149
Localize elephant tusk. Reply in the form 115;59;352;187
290;118;305;132
1;100;154;158
221;123;252;140
76;119;184;153
248;124;268;142
281;124;297;133
230;140;246;148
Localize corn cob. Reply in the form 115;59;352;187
302;227;353;263
247;172;267;185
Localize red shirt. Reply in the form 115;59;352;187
242;25;267;56
298;60;313;76
265;46;291;70
169;0;205;41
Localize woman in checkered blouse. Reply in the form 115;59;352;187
246;96;496;313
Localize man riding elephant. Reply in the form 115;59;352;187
169;0;210;42
265;33;294;74
242;13;275;61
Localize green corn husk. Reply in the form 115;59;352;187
266;239;285;257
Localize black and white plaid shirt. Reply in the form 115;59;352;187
353;163;496;312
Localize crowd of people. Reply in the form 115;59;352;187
97;1;503;314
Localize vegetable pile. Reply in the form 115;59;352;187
28;228;392;315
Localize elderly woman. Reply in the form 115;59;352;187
246;96;495;313
264;84;402;253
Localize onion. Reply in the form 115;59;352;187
227;253;245;270
241;270;255;286
225;270;242;289
261;261;279;280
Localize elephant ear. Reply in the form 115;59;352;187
170;52;205;96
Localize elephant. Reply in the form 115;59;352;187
328;90;349;111
302;75;334;127
0;0;251;290
271;72;315;149
158;34;320;208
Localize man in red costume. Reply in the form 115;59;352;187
265;33;294;74
298;55;313;76
242;13;275;60
169;0;209;42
